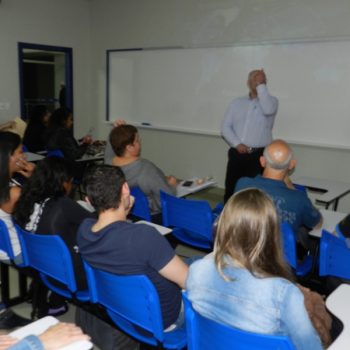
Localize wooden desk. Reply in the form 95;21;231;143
327;284;350;350
293;176;350;210
176;177;216;198
309;209;347;238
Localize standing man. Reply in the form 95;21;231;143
221;69;278;202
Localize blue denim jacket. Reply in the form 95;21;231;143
186;255;322;350
8;336;44;350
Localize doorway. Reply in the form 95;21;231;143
18;42;73;120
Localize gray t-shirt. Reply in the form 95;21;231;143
121;158;176;213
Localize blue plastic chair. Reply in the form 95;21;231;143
293;183;307;192
83;260;186;349
319;230;350;279
0;219;16;262
160;191;214;250
280;222;313;276
46;149;64;158
0;220;29;308
130;186;152;222
183;292;295;350
18;227;89;301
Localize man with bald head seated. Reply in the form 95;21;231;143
221;69;278;203
235;139;322;249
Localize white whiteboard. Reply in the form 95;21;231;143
107;41;350;148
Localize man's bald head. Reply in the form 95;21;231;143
263;140;293;170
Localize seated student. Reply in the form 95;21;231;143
44;107;92;161
186;188;331;350
23;105;50;152
14;157;95;315
235;139;322;250
0;131;34;329
0;132;35;262
110;124;177;214
77;165;188;334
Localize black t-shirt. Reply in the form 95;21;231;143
77;219;181;328
35;197;95;289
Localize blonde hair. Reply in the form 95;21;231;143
214;188;292;281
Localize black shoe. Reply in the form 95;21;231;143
0;308;31;330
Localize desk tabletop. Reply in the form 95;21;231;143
76;153;104;162
176;177;216;198
25;152;45;162
135;220;172;235
293;176;350;204
327;284;350;350
309;209;347;238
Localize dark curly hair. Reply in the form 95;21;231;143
83;164;126;214
14;157;73;227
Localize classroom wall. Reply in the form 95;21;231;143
1;1;350;211
0;0;92;137
90;0;350;211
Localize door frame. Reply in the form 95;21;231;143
18;42;73;119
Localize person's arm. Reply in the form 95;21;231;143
256;84;279;116
7;323;90;350
159;255;188;289
301;196;323;230
280;284;323;350
220;102;242;148
58;129;87;160
0;186;21;214
6;335;44;350
141;160;176;210
135;225;188;288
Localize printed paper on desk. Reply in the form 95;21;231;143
136;220;172;235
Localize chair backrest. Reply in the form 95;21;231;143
130;186;152;221
46;149;64;158
18;227;78;297
319;230;350;279
0;219;15;261
293;183;307;193
160;191;214;247
280;222;298;269
83;260;165;344
183;292;295;350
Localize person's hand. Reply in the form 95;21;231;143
236;144;248;154
39;323;90;350
254;69;266;86
125;195;135;215
0;335;17;350
167;175;177;187
113;119;126;127
16;155;35;178
81;135;93;145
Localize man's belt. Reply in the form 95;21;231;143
246;147;264;154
